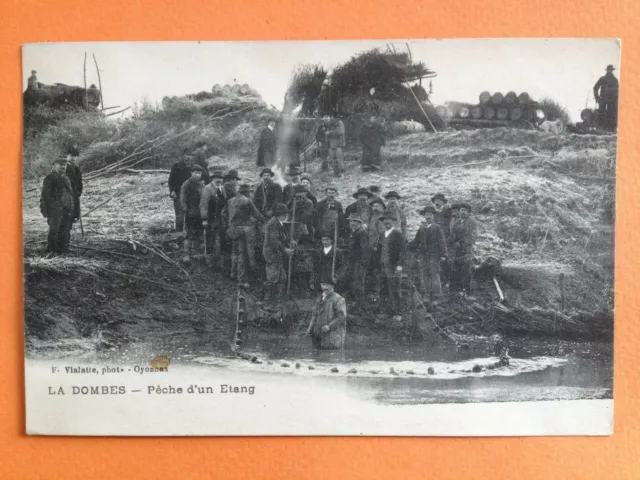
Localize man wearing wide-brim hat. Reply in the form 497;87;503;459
200;169;228;267
383;190;407;238
40;157;76;256
225;183;266;286
306;277;347;350
283;165;301;205
223;169;241;200
409;205;448;300
313;232;347;293
287;183;314;243
367;197;386;296
257;117;277;168
345;187;373;228
262;202;295;301
345;212;370;305
593;64;619;132
180;164;206;262
253;168;283;219
315;185;345;241
449;202;477;294
430;193;452;239
299;173;317;206
378;210;406;320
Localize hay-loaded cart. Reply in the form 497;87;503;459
436;91;545;130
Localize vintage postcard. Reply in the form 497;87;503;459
23;39;617;436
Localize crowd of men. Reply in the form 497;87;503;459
168;150;478;321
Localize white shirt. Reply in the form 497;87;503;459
384;228;394;238
323;246;332;255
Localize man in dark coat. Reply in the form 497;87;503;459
306;280;347;350
287;184;315;243
315;186;345;241
367;198;386;295
180;165;205;261
300;174;317;206
593;65;619;132
431;193;452;238
223;169;240;200
40;157;76;255
346;213;369;304
326;116;346;177
409;206;448;300
316;122;329;169
345;187;373;229
359;116;386;171
257;118;278;167
282;166;301;205
252;168;283;218
224;183;266;285
449;203;478;294
65;155;83;222
314;233;347;293
384;191;407;238
262;203;294;301
192;144;211;185
168;154;193;231
379;210;406;320
199;170;226;266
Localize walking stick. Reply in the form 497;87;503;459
331;216;338;281
286;198;297;296
203;222;208;257
78;199;84;238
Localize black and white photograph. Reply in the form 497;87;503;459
22;39;617;436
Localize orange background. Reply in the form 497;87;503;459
1;1;637;478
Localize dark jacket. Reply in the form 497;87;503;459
380;229;405;270
223;182;237;200
433;205;452;238
199;183;226;224
224;193;265;227
253;181;283;216
65;163;83;197
168;160;192;195
180;177;204;219
359;122;386;149
288;195;315;237
282;183;299;205
450;217;478;257
315;198;345;239
192;151;211;185
593;73;619;102
40;171;75;218
257;127;277;167
345;200;373;228
262;216;289;264
314;246;347;285
347;226;370;267
368;211;385;251
409;222;447;259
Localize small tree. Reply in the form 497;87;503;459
539;97;572;125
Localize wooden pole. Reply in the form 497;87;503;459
331;216;338;281
559;273;566;312
92;54;104;111
78;199;84;238
286;198;297;296
83;52;88;109
83;197;112;217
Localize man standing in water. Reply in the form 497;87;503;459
306;279;347;350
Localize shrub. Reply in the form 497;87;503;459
539;97;572;125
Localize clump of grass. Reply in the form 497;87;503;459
538;97;572;125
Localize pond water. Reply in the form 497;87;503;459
44;331;611;406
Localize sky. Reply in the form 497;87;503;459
23;39;621;122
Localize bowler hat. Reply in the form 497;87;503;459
418;206;436;215
384;191;401;200
431;193;448;204
606;64;615;71
300;173;313;183
353;187;373;199
346;213;363;222
224;169;241;180
368;185;381;194
260;168;274;177
210;169;224;178
238;183;251;194
191;164;206;173
272;203;289;216
379;210;398;222
458;202;472;212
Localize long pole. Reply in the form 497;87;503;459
92;54;104;111
286;198;297;296
78;199;84;238
83;52;88;109
331;216;338;281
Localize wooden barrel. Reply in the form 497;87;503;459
471;106;482;119
479;91;491;104
518;92;530;105
497;107;509;120
491;92;504;105
459;106;470;118
483;107;496;120
504;91;517;104
510;107;523;120
580;108;594;123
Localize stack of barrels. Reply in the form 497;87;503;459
438;91;539;124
